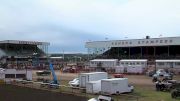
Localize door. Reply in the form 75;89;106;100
81;76;86;87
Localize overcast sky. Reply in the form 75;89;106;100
0;0;180;53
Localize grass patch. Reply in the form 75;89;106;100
133;85;180;101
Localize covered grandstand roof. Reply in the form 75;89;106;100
86;36;180;48
0;40;50;45
120;59;147;62
90;59;118;62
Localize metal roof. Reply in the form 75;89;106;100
0;40;50;45
90;59;118;62
120;59;147;62
156;60;180;62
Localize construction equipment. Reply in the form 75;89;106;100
41;63;59;88
155;80;179;92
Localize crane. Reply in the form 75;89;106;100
40;62;59;88
49;63;59;85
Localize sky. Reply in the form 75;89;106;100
0;0;180;53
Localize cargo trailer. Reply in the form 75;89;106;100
86;80;101;94
90;59;118;68
101;78;133;95
79;72;108;88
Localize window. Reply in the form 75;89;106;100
165;40;168;43
125;62;128;65
141;62;144;65
5;74;15;78
16;74;26;78
160;40;163;43
158;62;164;66
137;62;140;65
121;62;124;65
151;41;154;43
175;62;180;66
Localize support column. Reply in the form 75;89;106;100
154;47;156;57
141;47;142;58
168;46;170;57
129;47;130;59
118;47;119;59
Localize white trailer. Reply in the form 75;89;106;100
79;72;108;88
155;60;180;74
86;80;101;94
115;66;124;73
126;66;144;74
118;59;147;74
155;60;180;69
101;78;133;95
120;59;147;67
90;59;118;68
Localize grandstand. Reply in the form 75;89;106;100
85;36;180;60
0;40;50;69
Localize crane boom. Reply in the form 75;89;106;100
49;63;58;84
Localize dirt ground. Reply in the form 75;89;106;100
33;70;180;86
33;70;154;86
0;84;87;101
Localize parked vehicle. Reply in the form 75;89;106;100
68;78;79;87
155;80;178;92
113;73;124;78
152;69;173;82
155;81;172;91
88;95;114;101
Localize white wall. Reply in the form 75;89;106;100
90;59;118;68
0;69;32;80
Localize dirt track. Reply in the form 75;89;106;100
0;85;87;101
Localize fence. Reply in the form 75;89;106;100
3;79;140;101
